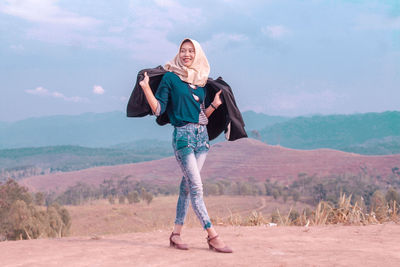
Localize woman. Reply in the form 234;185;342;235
139;38;233;253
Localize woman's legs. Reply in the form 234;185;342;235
171;124;229;250
172;149;208;245
172;150;228;249
173;149;209;232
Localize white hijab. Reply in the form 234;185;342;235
164;38;210;87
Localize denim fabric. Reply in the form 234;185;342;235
172;123;212;229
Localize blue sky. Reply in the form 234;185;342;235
1;0;399;121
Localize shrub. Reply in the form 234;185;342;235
107;195;115;204
0;179;71;240
272;189;280;200
385;187;400;210
127;191;140;204
118;195;126;204
291;190;300;202
34;192;45;206
370;190;387;222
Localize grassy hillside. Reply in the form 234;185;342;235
0;140;172;181
19;138;400;195
259;111;400;153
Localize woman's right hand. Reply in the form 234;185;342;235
139;72;150;89
139;71;158;114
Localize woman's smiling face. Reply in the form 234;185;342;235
179;41;195;67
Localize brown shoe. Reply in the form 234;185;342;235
207;235;233;253
169;232;189;250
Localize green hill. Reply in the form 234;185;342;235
259;111;400;153
341;136;400;155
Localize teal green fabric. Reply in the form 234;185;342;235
155;71;206;127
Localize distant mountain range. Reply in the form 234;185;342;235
1;110;400;155
0;112;172;149
0;111;288;149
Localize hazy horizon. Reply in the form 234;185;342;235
2;109;400;123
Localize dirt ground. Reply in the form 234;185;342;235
1;224;400;267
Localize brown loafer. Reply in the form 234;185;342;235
169;232;189;250
207;235;233;253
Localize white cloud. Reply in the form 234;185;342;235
0;0;206;63
51;91;64;98
261;25;290;39
0;0;100;28
25;86;48;95
93;85;105;95
25;86;88;103
0;0;102;49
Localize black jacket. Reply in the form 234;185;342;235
126;66;247;141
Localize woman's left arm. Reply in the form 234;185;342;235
205;90;222;118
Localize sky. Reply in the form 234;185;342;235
1;0;399;121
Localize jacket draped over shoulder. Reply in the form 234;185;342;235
126;66;247;141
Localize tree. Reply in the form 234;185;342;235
216;182;225;195
204;183;219;196
119;195;126;204
144;192;153;205
0;179;71;240
292;190;300;203
7;200;33;240
313;184;327;203
370;190;387;222
127;191;140;204
0;179;32;210
239;183;252;195
47;205;64;238
108;195;115;204
34;192;45;206
385;187;400;210
282;192;288;203
250;130;261;140
272;189;280;200
264;183;273;196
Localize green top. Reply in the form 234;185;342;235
155;71;207;127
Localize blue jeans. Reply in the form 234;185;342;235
172;123;212;229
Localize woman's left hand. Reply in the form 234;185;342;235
212;90;222;108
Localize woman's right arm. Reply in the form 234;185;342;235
139;72;159;114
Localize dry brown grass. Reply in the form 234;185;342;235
271;193;400;227
67;195;305;236
66;194;398;237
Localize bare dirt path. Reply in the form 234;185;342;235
1;224;400;267
256;197;267;211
